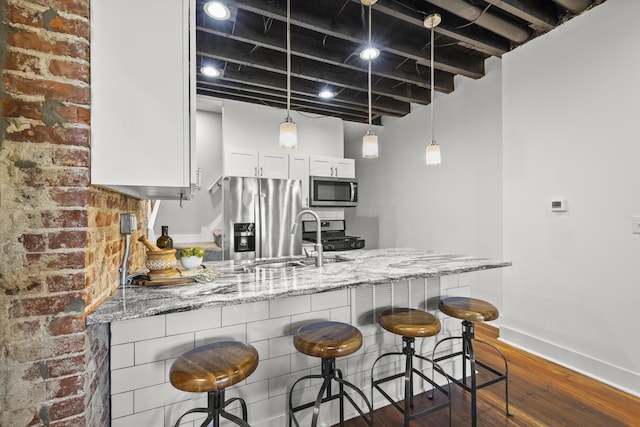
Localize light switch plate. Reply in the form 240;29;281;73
632;216;640;234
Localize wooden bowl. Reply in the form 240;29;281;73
145;248;177;277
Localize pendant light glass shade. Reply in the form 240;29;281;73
279;0;298;149
362;131;379;158
362;0;379;158
425;143;441;165
279;118;297;150
424;14;441;165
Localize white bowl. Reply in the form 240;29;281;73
180;256;203;270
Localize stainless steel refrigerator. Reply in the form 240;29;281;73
221;177;302;260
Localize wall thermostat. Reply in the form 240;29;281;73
551;199;567;212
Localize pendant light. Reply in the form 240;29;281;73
362;0;378;159
279;0;297;149
424;13;441;165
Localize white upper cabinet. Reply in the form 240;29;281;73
90;0;195;200
224;147;288;178
309;155;355;178
259;151;289;179
289;154;310;207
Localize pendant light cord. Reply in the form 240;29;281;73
430;21;435;144
367;2;372;132
286;0;292;121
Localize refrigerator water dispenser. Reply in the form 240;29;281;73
234;223;255;253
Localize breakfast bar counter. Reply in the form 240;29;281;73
86;248;511;324
93;248;510;427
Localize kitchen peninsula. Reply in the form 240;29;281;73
88;248;510;427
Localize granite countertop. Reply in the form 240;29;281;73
86;248;511;324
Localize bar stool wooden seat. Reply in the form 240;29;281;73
371;308;451;426
288;321;373;427
433;297;512;427
170;341;259;427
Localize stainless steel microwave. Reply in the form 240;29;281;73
309;176;358;207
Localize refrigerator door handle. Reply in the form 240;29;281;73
254;193;261;259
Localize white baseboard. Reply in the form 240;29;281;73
500;325;640;397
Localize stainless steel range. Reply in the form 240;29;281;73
302;220;365;251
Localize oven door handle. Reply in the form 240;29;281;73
350;182;356;202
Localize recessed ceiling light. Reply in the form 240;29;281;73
204;2;231;20
359;46;380;61
318;89;335;99
200;66;221;77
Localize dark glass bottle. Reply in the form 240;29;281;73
156;226;173;249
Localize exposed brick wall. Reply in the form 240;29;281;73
1;0;147;425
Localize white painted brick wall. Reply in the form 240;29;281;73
109;277;473;426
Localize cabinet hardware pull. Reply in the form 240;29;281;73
195;168;202;190
260;167;263;176
254;166;258;176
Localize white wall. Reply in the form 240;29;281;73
501;0;640;395
222;100;344;156
345;57;504;315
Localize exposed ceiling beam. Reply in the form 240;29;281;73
484;0;558;32
197;32;449;104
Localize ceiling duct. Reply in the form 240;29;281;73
551;0;594;13
426;0;531;43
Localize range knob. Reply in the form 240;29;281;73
350;242;358;248
325;244;335;250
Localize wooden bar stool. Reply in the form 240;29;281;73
371;308;451;426
288;321;373;427
432;297;512;427
169;341;259;427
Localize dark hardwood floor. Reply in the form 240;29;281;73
335;323;640;426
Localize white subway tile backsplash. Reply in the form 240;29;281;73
270;295;310;317
249;355;291;383
134;381;187;413
330;306;351;323
111;408;164;427
251;339;270;361
111;343;134;370
111;316;166;345
269;335;295;358
245;396;289;427
166;307;221;335
291;310;330;332
440;274;459;289
290;351;317;372
195;324;247;346
247;316;290;342
111;361;165;394
222;301;269;326
226;379;270;405
445;285;470;298
268;371;307;398
109;277;455;426
311;289;348;311
111;392;133;418
135;333;194;365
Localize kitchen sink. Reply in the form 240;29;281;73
236;256;350;272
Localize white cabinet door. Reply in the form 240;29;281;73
90;0;194;200
224;147;259;177
289;154;310;207
309;155;335;177
259;151;289;179
334;158;355;178
224;148;288;178
309;155;355;178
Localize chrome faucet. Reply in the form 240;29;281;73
292;209;323;267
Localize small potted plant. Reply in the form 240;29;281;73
179;247;205;270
